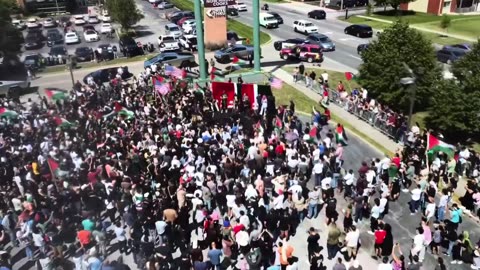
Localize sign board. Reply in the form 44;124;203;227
206;7;226;18
204;0;235;8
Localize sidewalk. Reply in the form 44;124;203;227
355;15;477;42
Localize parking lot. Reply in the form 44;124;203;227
19;15;120;62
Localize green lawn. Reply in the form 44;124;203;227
368;10;473;24
416;17;480;39
344;16;392;29
169;0;271;45
282;66;362;90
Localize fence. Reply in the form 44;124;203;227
294;74;408;143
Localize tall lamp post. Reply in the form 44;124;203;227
400;76;416;128
252;0;261;72
194;0;207;81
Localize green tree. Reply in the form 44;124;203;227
366;3;373;16
440;14;451;32
358;21;442;112
426;40;480;141
106;0;144;30
0;0;22;56
375;0;416;11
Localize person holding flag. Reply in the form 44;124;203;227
335;123;348;146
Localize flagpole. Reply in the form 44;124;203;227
426;131;430;172
47;158;61;191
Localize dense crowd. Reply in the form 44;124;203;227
0;63;479;270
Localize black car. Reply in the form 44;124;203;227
83;66;133;84
436;47;466;64
97;44;115;61
47;30;64;47
268;12;283;24
24;53;45;70
273;38;308;51
344;24;373;38
119;37;143;57
49;45;68;57
24;30;45;50
227;7;239;16
308;10;326;20
357;43;369;54
75;47;94;62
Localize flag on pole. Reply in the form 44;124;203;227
344;72;357;81
165;65;184;79
47;158;60;178
0;107;18;119
54;117;75;129
156;83;171;96
210;67;216;81
270;78;283;89
427;133;455;158
335;124;348;146
114;103;135;119
45;88;67;101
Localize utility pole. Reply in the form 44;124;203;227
400;63;416;128
252;0;261;72
194;0;207;81
67;56;75;86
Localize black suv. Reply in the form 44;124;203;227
47;29;64;47
119;37;143;57
24;30;45;50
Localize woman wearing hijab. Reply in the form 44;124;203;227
462;231;474;264
381;223;394;257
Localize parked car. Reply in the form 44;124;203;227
100;23;113;34
165;23;182;38
158;35;180;52
178;35;197;51
166;10;183;20
97;44;115;60
119;36;144;57
444;43;472;51
65;32;80;44
306;33;335;51
143;52;196;68
24;53;45;70
74;47;94;62
436;47;466;64
47;30;64;47
182;19;196;34
12;19;26;30
267;12;283;24
24;30;45;50
83;67;132;84
176;16;194;27
344;24;373;38
170;12;194;24
231;2;247;11
84;30;100;42
158;1;174;9
83;25;96;32
293;20;318;34
227;7;239;16
49;45;67;57
307;10;326;20
273;38;308;51
280;44;323;63
357;43;369;54
101;12;111;22
214;44;254;64
43;17;57;28
26;18;40;29
73;15;86;25
88;15;100;24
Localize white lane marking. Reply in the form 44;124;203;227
348;54;362;60
324;31;333;34
339;38;351;41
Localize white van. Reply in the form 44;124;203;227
165;23;182;38
259;12;278;29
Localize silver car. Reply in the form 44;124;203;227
214;44;255;63
306;33;335;51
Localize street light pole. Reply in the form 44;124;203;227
194;0;207;81
407;83;416;128
252;0;261;72
67;56;75;86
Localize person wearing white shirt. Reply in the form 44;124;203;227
437;189;449;221
369;198;381;234
323;136;331;149
344;170;355;198
379;195;388;217
345;225;360;259
377;256;393;270
411;227;425;259
425;200;436;221
313;161;323;187
409;184;422;214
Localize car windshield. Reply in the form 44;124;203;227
266;17;276;21
453;50;465;57
89;16;97;19
310;47;321;53
305;23;314;27
188;38;197;44
86;30;96;35
170;26;180;31
102;24;111;28
319;37;331;43
66;33;76;37
163;37;175;42
51;47;65;54
76;48;90;53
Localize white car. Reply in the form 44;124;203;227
87;15;99;24
233;2;247;11
74;15;86;25
178;35;197;50
293;20;318;34
65;32;80;44
100;23;113;34
182;19;196;34
26;18;40;28
101;14;111;22
12;19;26;30
157;35;180;52
43;17;57;28
84;30;99;42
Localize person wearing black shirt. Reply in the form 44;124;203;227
307;227;320;261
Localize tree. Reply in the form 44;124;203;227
440;14;451;32
426;40;480;141
106;0;144;31
375;0;416;12
366;3;373;16
0;0;22;56
358;21;442;112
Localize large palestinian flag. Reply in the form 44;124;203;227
427;133;455;158
210;82;273;109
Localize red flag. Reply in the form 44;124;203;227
309;126;318;138
232;56;239;63
210;67;216;81
275;116;282;128
344;72;354;81
47;158;59;178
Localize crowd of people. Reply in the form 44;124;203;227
0;62;478;270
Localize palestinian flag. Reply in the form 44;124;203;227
388;164;398;180
344;72;357;81
255;121;264;135
114;103;135;119
54;117;75;129
232;56;246;65
45;88;67;101
47;158;60;178
427;133;455;158
335;124;348;146
0;107;18;119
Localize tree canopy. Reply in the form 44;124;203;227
374;0;416;11
426;40;480;141
358;21;442;112
0;0;22;56
106;0;144;30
